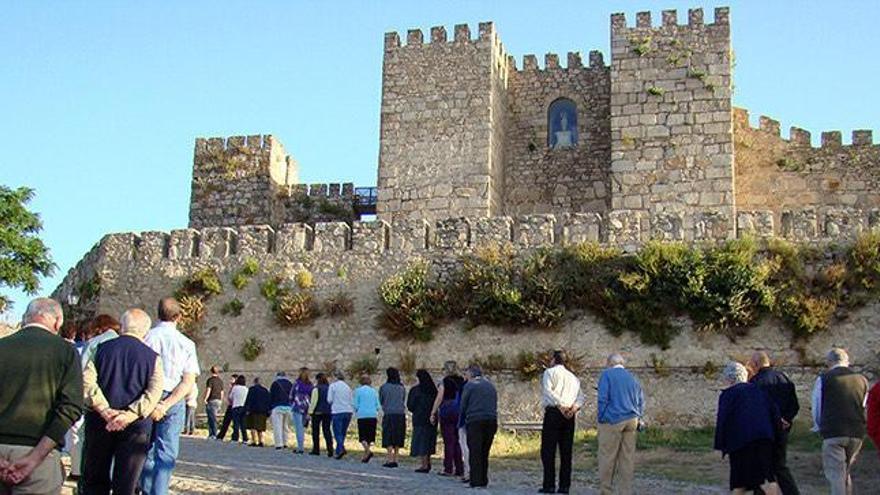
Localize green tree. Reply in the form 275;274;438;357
0;186;55;312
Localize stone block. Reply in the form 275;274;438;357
607;210;642;248
352;220;390;254
822;208;865;239
313;222;351;252
472;217;513;247
97;233;137;263
693;210;731;241
199;227;236;258
237;225;274;257
651;213;684;241
560;213;603;244
515;215;556;247
434;218;470;250
736;211;774;238
390;219;429;252
135;231;169;264
275;223;313;255
781;209;818;241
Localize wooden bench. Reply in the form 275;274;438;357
500;421;543;437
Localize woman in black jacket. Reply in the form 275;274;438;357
407;369;438;473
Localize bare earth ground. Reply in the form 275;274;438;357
62;428;879;494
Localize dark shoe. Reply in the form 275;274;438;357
362;452;373;463
328;452;334;458
275;447;283;450
438;472;454;477
538;489;555;494
382;462;398;468
462;478;471;483
334;450;347;460
415;467;431;473
557;490;569;494
309;451;320;456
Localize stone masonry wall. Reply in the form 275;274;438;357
377;24;505;222
503;52;611;216
734;108;880;237
189;135;296;228
54;214;880;427
610;8;735;242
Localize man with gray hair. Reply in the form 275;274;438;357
597;353;644;495
811;348;868;495
82;308;164;494
0;298;83;493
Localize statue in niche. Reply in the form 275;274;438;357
548;98;578;150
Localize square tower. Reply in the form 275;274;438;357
377;23;510;222
609;8;734;241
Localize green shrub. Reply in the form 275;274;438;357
176;268;223;299
323;292;354;317
274;292;319;327
347;355;379;377
241;337;264;362
848;230;880;294
231;258;260;290
377;262;445;341
220;298;244;317
260;275;288;302
513;351;541;381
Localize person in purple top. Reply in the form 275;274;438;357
289;368;314;454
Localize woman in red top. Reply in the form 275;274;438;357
867;381;880;457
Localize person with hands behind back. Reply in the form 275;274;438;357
82;308;164;495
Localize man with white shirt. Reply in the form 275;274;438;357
597;353;644;495
540;350;585;494
811;348;868;495
139;297;200;495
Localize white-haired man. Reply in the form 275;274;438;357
540;350;584;494
597;353;644;495
82;308;164;494
811;348;868;495
0;298;83;493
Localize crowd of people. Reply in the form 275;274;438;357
0;296;878;495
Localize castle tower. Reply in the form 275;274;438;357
376;23;510;222
609;7;734;241
188;135;298;228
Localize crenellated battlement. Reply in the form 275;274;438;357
610;6;729;32
515;50;606;73
734;107;876;148
384;21;496;50
194;134;274;154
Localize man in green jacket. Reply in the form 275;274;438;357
0;298;83;493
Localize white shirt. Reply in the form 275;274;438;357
144;321;200;393
542;364;585;409
229;384;248;408
327;380;354;414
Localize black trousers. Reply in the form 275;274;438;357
541;407;575;492
772;430;799;495
311;414;333;455
466;419;498;488
81;411;151;495
216;404;233;440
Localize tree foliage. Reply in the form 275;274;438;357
0;186;55;312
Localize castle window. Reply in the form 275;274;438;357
548;98;578;150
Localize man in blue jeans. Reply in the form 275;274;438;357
140;298;200;495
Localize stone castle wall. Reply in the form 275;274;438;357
503;52;612;216
53;215;880;426
734;108;880;233
610;8;735;241
377;24;506;222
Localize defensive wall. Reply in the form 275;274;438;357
52;214;880;427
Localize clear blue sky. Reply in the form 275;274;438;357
1;0;877;319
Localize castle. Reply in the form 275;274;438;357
52;7;880;426
189;6;878;245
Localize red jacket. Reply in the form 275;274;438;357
868;381;880;447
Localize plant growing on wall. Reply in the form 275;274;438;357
240;337;264;362
220;298;245;317
274;292;320;327
178;295;206;342
231;258;260;290
295;270;314;289
176;268;223;299
472;353;507;374
323;292;354;317
377;262;446;342
347;354;379;377
398;349;418;376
